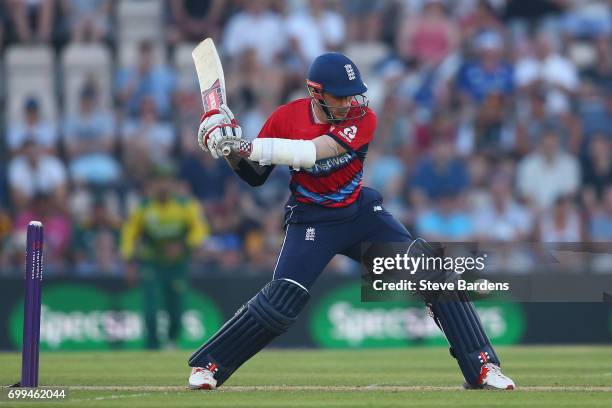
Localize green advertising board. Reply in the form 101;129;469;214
310;283;525;348
9;283;223;350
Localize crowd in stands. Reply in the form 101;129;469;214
0;0;610;276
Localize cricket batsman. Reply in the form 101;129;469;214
188;53;515;390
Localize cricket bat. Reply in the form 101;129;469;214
192;38;231;156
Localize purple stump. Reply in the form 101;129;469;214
20;221;44;388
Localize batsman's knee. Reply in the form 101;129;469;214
248;278;310;334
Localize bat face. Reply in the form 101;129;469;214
192;38;226;114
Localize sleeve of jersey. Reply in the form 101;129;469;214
326;110;377;151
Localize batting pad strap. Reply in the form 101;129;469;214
188;279;310;386
249;138;317;169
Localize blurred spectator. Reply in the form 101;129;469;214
222;0;286;66
244;211;283;271
72;195;122;276
464;153;491;210
456;31;513;103
576;82;612;143
7;139;67;209
365;147;407;196
410;135;469;204
459;0;503;39
474;172;532;242
515;32;578;113
14;193;72;273
225;47;287;115
397;0;459;66
589;186;612;242
516;89;565;154
7;97;57;155
517;129;580;209
5;0;55;43
121;97;175;185
60;0;112;42
561;0;611;39
285;0;345;68
166;0;223;44
64;83;120;186
581;134;612;209
537;195;583;242
203;181;247;270
341;0;383;43
116;40;176;118
416;192;475;241
178;127;231;203
458;93;516;155
582;36;612;90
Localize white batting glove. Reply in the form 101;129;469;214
207;122;244;159
198;105;242;158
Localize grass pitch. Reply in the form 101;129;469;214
1;346;611;407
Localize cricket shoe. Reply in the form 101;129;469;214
188;366;217;390
474;363;515;390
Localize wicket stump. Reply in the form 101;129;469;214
20;221;44;387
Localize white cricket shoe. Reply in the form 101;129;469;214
478;363;515;390
188;367;217;390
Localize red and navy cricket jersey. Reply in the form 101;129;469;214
256;98;377;208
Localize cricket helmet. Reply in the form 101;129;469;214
306;52;369;123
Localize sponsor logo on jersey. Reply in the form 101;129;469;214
338;126;357;143
306;151;355;175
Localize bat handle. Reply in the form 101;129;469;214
222;146;232;156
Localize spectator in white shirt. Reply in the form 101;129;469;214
514;33;579;114
8;139;67;208
7;97;57;155
285;0;345;67
475;172;532;242
517;129;580;209
64;84;120;186
538;195;583;242
222;0;286;66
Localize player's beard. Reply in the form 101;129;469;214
330;106;350;121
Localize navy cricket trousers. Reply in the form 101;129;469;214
273;187;412;289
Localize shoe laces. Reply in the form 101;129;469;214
484;363;509;379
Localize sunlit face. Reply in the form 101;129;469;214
322;93;353;122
